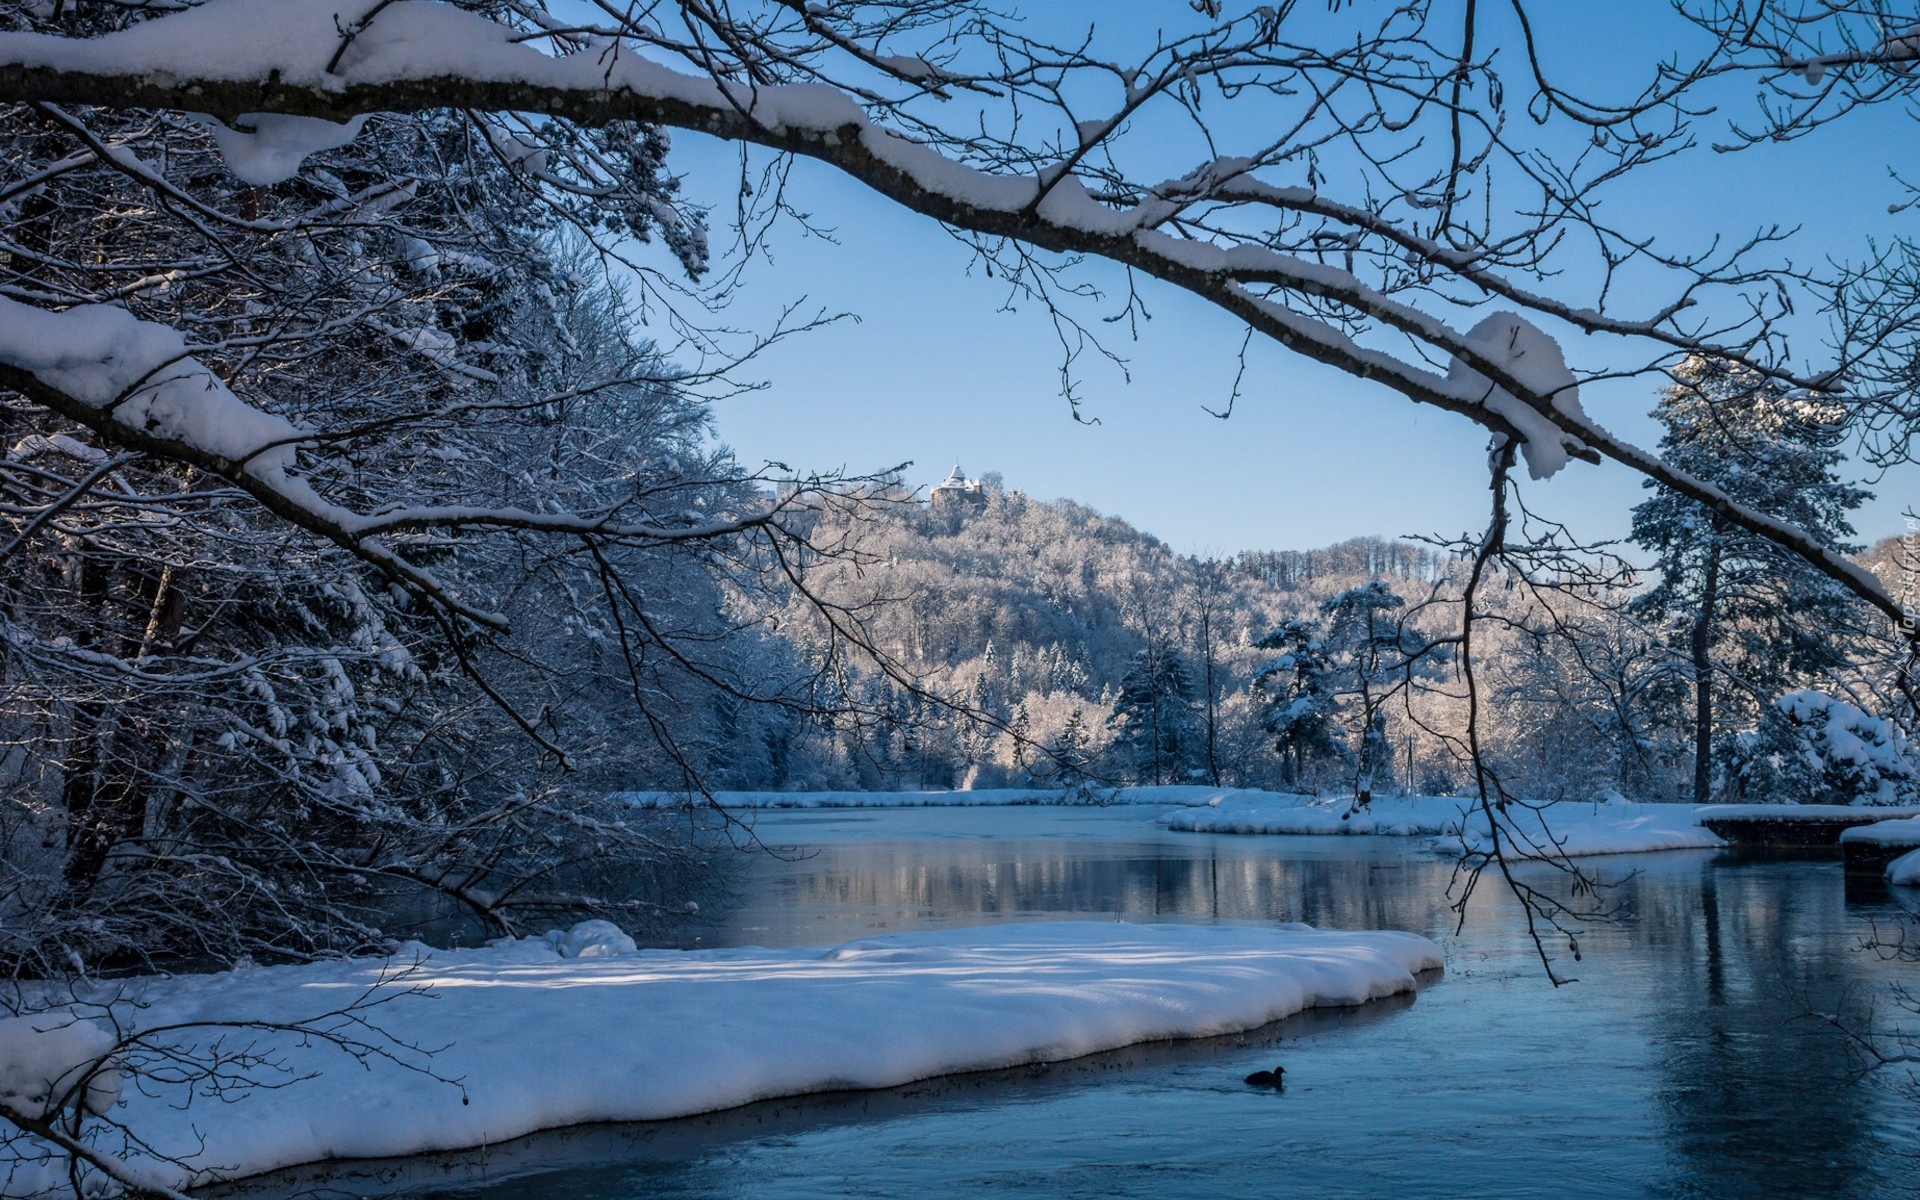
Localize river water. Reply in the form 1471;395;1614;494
246;807;1920;1199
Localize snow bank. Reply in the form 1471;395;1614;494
1163;792;1465;838
3;922;1440;1194
1162;793;1723;858
1837;815;1920;846
616;786;1239;809
1860;820;1920;884
1452;801;1723;859
622;788;1724;858
545;918;636;958
1696;803;1920;821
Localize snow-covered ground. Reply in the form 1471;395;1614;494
1161;792;1466;838
1836;814;1920;846
1161;793;1726;858
3;922;1440;1196
1835;815;1920;886
1696;803;1920;821
1453;800;1726;858
616;785;1236;809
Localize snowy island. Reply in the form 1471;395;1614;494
1;922;1440;1197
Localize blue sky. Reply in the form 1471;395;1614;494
644;2;1920;558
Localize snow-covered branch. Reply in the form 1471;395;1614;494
0;298;814;636
3;1;1898;633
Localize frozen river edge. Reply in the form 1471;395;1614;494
4;922;1441;1197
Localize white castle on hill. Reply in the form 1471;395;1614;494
929;463;987;512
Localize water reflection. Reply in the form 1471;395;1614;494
698;812;1466;949
1641;858;1919;1198
227;808;1920;1200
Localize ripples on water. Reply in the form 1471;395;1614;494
227;808;1920;1200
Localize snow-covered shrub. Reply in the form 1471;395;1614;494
547;920;638;958
0;1013;120;1120
1727;690;1920;806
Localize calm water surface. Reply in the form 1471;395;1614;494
250;807;1920;1199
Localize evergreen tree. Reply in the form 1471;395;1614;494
1629;357;1869;802
1252;619;1342;787
1110;638;1199;785
1728;690;1920;806
1049;707;1094;784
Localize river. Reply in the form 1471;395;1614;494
234;806;1920;1199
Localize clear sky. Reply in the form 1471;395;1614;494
639;3;1920;558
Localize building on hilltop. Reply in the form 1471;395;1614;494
929;463;987;513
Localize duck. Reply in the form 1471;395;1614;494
1243;1066;1285;1088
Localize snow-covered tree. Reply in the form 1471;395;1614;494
1319;582;1437;802
1630;357;1870;802
0;88;842;976
1252;619;1341;788
1728;689;1920;807
1109;636;1200;786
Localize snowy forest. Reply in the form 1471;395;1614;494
10;1;1920;1196
778;464;1914;808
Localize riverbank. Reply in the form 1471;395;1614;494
1161;793;1726;857
620;787;1839;857
3;922;1440;1197
621;786;1727;854
614;785;1240;808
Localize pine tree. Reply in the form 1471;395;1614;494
1051;708;1093;784
1629;357;1869;803
1110;638;1199;786
1253;619;1342;787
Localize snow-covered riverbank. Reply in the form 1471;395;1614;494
623;787;1737;857
1160;793;1726;857
615;785;1238;809
3;922;1440;1197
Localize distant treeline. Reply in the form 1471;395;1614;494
1229;537;1449;589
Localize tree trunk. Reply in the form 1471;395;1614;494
1199;605;1221;787
1142;628;1163;787
1691;537;1723;804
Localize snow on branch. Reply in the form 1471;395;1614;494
0;1;1608;441
0;297;799;633
0;0;1904;633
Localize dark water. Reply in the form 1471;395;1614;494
240;808;1920;1200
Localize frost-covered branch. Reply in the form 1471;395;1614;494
0;0;1902;637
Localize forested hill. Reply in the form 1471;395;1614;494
767;478;1911;806
797;484;1279;690
774;479;1467;793
791;479;1446;691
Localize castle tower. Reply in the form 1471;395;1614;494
929;463;987;513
